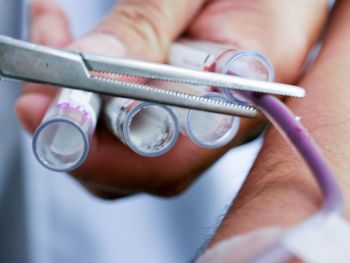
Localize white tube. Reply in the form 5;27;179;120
32;89;101;172
166;39;275;147
169;39;275;102
104;98;179;157
149;80;240;149
185;93;241;148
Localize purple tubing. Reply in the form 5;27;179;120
238;92;345;263
216;48;343;262
243;92;344;215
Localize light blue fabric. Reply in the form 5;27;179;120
0;1;262;262
0;1;29;263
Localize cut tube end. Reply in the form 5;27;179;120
222;50;275;102
124;103;179;157
33;118;89;172
186;94;241;148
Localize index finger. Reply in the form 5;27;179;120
188;0;329;83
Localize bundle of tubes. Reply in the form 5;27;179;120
32;40;289;173
32;39;345;263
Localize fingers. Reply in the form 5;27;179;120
15;93;53;133
17;0;207;133
15;0;331;199
16;0;72;133
73;128;217;197
91;0;206;60
16;0;210;198
30;0;71;47
188;0;329;83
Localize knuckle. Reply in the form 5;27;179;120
112;1;170;59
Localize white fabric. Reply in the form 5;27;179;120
282;213;350;263
196;227;284;263
196;213;350;263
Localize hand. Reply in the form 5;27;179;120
16;0;329;198
196;2;350;262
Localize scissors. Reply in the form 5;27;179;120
0;35;305;118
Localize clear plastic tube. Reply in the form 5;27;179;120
104;98;179;157
168;39;275;147
149;79;240;149
32;89;101;172
185;93;241;148
169;39;274;101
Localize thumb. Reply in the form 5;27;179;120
72;0;206;60
188;0;329;83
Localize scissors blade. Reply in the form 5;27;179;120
82;53;305;98
0;36;301;118
0;35;90;87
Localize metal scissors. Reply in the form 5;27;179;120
0;36;305;118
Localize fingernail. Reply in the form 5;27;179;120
71;33;127;57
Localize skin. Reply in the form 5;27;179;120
16;0;328;198
202;0;350;261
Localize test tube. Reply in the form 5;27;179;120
167;39;274;147
185;93;241;148
169;38;275;101
150;80;240;148
32;89;101;172
104;98;179;157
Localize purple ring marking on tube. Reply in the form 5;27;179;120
57;102;94;133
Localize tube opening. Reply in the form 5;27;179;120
125;103;179;157
33;119;88;172
223;51;275;102
186;95;240;148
